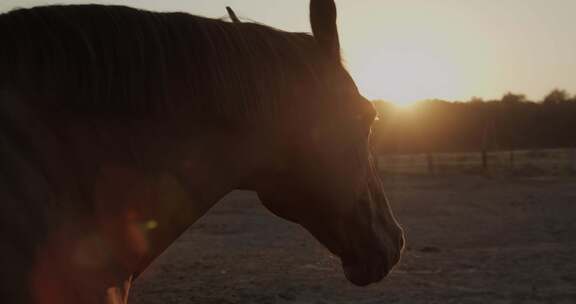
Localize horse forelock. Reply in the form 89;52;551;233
0;4;327;121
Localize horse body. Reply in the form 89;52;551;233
0;2;404;303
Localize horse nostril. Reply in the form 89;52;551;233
391;229;406;264
397;229;406;251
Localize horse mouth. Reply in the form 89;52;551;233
341;255;390;286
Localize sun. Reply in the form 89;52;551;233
346;42;472;106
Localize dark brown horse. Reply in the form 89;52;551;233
0;1;404;303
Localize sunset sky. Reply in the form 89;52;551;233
2;0;575;105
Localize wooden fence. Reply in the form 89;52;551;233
376;148;576;176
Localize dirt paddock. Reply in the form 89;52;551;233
132;175;576;304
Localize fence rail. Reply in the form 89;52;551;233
377;148;576;176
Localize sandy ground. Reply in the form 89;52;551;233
131;175;576;304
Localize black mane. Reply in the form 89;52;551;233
0;5;323;120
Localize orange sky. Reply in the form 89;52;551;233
2;0;575;105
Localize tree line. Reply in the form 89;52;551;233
371;89;576;154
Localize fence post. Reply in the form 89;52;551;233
509;150;515;171
572;149;576;173
427;153;435;175
482;149;488;173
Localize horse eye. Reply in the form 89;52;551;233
361;109;377;126
353;112;375;136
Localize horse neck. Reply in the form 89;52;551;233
29;117;261;301
88;118;256;268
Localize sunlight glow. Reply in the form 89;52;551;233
337;1;576;106
348;45;470;105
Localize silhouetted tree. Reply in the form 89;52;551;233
469;97;484;104
501;92;527;104
371;89;576;155
543;89;570;104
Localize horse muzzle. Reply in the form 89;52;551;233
339;208;405;286
341;245;400;286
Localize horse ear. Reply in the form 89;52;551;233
310;0;341;60
226;7;241;23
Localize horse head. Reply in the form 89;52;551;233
254;0;405;286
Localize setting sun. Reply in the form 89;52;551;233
336;0;576;105
347;44;469;105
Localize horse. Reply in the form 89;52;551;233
0;1;405;303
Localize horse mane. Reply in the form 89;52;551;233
0;5;325;120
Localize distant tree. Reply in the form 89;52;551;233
469;97;484;104
501;92;526;104
370;89;576;155
543;89;570;104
